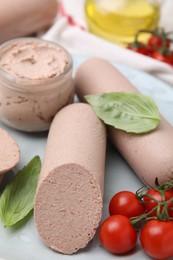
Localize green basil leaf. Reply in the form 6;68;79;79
0;156;41;227
85;92;160;133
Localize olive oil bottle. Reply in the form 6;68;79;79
85;0;160;45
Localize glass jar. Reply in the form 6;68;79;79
85;0;160;45
0;38;74;132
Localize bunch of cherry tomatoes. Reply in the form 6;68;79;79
99;178;173;259
127;28;173;66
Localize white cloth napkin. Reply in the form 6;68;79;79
42;0;173;86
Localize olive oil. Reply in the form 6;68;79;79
85;0;160;45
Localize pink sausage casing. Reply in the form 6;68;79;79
74;57;173;186
0;0;58;44
0;127;20;174
34;103;106;254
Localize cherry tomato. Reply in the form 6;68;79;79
148;35;171;49
143;188;173;217
127;44;150;55
169;51;173;65
140;220;173;259
151;51;173;65
109;191;144;218
99;215;137;254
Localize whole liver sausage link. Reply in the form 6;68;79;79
0;127;20;174
34;103;106;255
74;57;173;186
0;0;58;44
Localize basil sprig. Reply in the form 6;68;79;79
85;92;160;134
0;156;41;227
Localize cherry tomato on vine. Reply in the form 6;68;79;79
143;188;173;217
127;43;150;55
99;215;137;254
148;35;171;49
151;51;173;65
167;51;173;65
140;220;173;259
109;191;144;218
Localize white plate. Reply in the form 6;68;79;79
0;56;173;260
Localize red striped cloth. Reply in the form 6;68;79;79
59;0;85;30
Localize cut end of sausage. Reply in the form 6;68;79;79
0;127;20;174
34;163;103;255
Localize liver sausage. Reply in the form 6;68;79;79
0;127;20;174
34;103;106;254
74;57;173;186
0;0;58;44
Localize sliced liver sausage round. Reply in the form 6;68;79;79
34;103;106;254
0;127;20;174
74;57;173;186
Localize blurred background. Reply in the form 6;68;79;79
57;0;173;43
0;0;173;84
1;0;172;45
